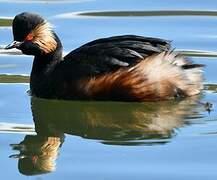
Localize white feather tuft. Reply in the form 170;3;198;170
134;52;204;97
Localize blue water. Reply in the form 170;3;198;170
0;0;217;179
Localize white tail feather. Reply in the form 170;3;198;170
135;52;204;97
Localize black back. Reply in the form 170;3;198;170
63;35;171;77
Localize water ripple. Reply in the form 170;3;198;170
0;48;24;56
0;122;35;134
178;50;217;57
0;0;93;4
55;10;217;19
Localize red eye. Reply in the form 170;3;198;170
25;33;34;41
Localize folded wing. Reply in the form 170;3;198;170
63;35;171;77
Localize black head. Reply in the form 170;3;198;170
13;12;44;42
5;12;58;55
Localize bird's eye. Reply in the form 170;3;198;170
25;33;34;41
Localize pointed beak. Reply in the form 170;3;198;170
9;154;27;159
5;41;23;49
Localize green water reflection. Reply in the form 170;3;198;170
76;10;217;17
0;18;12;27
205;84;217;93
0;74;29;83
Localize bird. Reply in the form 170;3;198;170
5;12;204;102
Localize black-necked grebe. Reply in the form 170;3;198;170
5;12;204;101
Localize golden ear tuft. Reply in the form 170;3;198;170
31;21;57;54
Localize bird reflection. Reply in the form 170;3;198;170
10;135;64;175
10;96;202;175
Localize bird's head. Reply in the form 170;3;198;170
5;12;57;55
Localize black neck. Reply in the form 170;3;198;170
31;47;62;74
31;33;63;75
30;33;63;95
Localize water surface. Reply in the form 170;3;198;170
0;0;217;179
